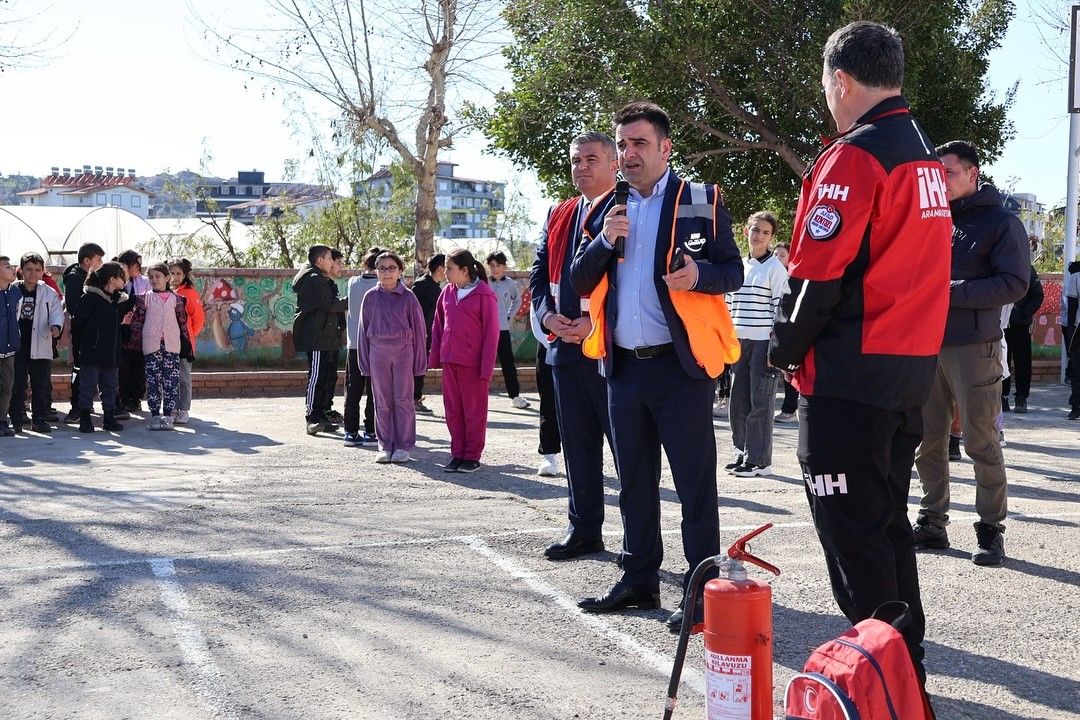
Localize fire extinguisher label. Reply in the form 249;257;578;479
704;650;752;719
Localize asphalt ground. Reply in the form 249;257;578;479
0;384;1077;720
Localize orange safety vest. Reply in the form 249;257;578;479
582;180;741;378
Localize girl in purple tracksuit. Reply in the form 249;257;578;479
358;252;428;464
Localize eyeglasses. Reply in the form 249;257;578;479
376;265;400;272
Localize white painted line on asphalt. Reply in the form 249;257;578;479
148;558;238;720
463;537;707;699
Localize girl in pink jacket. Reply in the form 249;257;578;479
428;248;500;473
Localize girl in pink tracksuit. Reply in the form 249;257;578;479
358;252;428;464
428;248;500;473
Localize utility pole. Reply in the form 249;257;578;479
1063;5;1080;381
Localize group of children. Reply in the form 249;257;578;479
296;245;515;472
0;243;205;437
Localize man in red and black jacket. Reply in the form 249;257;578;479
769;22;951;685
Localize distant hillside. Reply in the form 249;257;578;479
0;175;40;205
142;170;224;218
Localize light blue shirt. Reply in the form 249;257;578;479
606;169;672;349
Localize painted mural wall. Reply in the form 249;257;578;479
176;268;536;367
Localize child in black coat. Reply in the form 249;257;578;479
71;262;128;433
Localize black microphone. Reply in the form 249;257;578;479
613;180;629;260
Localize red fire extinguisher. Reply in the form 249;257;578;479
663;523;780;720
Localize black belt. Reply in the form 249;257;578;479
615;343;674;359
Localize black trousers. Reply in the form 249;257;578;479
305;349;339;422
496;330;520;398
117;348;146;406
11;347;51;423
79;365;118;412
69;340;81;411
536;345;561;455
344;348;375;434
797;394;927;679
554;355;612;538
608;349;719;591
1001;325;1032;400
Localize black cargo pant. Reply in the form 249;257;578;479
496;330;520;398
797;394;927;681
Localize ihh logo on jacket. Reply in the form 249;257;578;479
917;166;950;218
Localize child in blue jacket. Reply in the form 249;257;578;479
0;256;20;437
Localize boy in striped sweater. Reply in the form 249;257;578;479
725;211;789;477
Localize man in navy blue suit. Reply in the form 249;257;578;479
570;102;743;631
530;131;619;561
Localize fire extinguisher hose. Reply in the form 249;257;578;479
662;554;721;720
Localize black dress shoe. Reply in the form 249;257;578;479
578;581;660;613
665;599;705;633
544;533;604;560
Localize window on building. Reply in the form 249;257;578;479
96;193;106;205
230;186;236;196
111;194;121;206
131;195;142;208
246;186;253;196
438;180;449;191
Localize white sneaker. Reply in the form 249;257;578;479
375;450;392;464
175;410;190;424
149;416;162;431
162;416;175;431
712;399;727;417
390;449;411;463
537;454;559;477
511;396;531;409
774;411;796;423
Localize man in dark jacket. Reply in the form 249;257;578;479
293;245;348;435
914;140;1029;567
1002;262;1044;413
411;254;444;413
61;242;105;423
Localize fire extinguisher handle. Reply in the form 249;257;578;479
727;522;781;576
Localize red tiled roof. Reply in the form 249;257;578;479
15;188;49;196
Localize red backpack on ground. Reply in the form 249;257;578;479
784;602;934;720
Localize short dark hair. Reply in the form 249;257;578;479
0;256;9;266
307;245;333;266
613;101;671;140
78;242;106;264
20;252;44;269
448;248;488;284
936;140;980;168
330;249;343;261
823;21;904;90
485;251;508;266
427;253;446;273
746;211;779;235
116;249;142;268
571;131;617;159
87;261;127;290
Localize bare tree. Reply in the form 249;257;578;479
0;1;76;72
195;0;504;269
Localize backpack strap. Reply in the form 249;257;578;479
784;672;861;720
870;601;911;631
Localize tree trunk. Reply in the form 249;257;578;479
413;155;438;270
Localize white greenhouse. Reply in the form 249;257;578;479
0;205;161;265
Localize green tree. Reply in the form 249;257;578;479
479;0;1015;223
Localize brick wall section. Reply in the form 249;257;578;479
50;367;539;401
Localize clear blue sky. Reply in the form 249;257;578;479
0;0;1072;225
